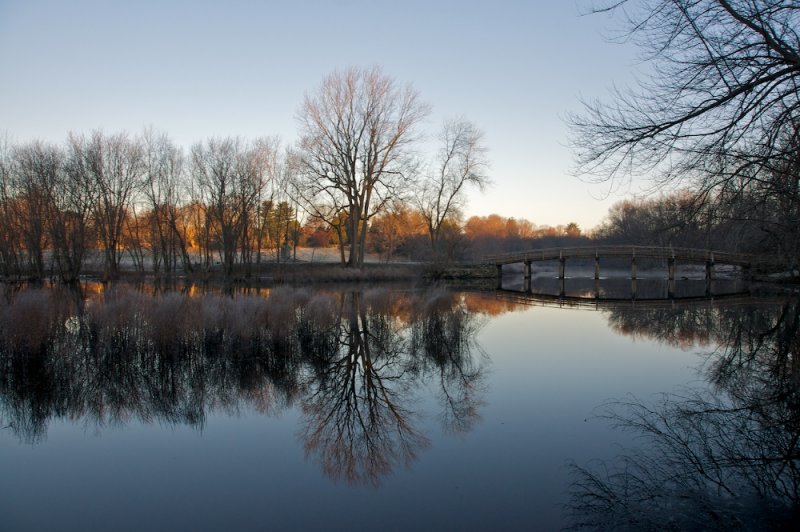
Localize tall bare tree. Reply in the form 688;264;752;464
237;137;279;272
571;1;800;261
191;137;242;276
141;129;190;274
296;66;430;267
46;133;97;282
12;141;61;279
0;136;21;277
191;137;274;277
415;118;489;261
79;131;144;279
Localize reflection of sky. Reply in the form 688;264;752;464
463;306;702;529
0;303;704;531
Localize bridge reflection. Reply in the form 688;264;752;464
497;276;751;304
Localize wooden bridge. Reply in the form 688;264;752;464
485;245;782;282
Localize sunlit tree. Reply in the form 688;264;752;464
295;66;430;267
141;129;192;274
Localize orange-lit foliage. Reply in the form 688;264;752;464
367;205;427;259
465;214;543;240
465;214;586;240
465;214;507;239
302;221;336;248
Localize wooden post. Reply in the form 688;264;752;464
558;251;565;280
705;253;715;297
496;264;503;290
631;248;637;280
594;251;600;280
668;279;675;299
668;257;675;281
523;258;532;293
594;277;600;299
631;278;637;300
705;252;716;281
559;276;565;298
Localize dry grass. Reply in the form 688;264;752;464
0;289;57;353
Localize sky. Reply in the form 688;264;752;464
0;0;643;230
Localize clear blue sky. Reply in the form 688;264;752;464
0;0;641;230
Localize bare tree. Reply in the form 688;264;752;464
296;66;430;267
141;129;192;275
237;137;279;272
249;139;283;265
46;133;98;282
191;137;274;277
191;137;242;276
79;131;144;279
571;1;800;260
0;136;22;277
289;144;351;264
9;141;60;279
415;118;489;262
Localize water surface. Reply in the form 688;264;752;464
0;282;795;530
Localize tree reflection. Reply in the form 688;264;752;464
0;284;487;486
568;297;800;530
300;291;429;486
409;290;487;435
296;289;488;485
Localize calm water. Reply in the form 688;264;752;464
0;280;797;530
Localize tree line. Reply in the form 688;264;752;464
0;117;586;282
0;130;295;281
591;189;787;257
0;66;493;281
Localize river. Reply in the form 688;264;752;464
0;280;796;530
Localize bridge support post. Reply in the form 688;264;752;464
523;260;532;294
594;252;600;280
706;252;716;282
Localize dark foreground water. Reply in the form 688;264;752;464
0;280;797;531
